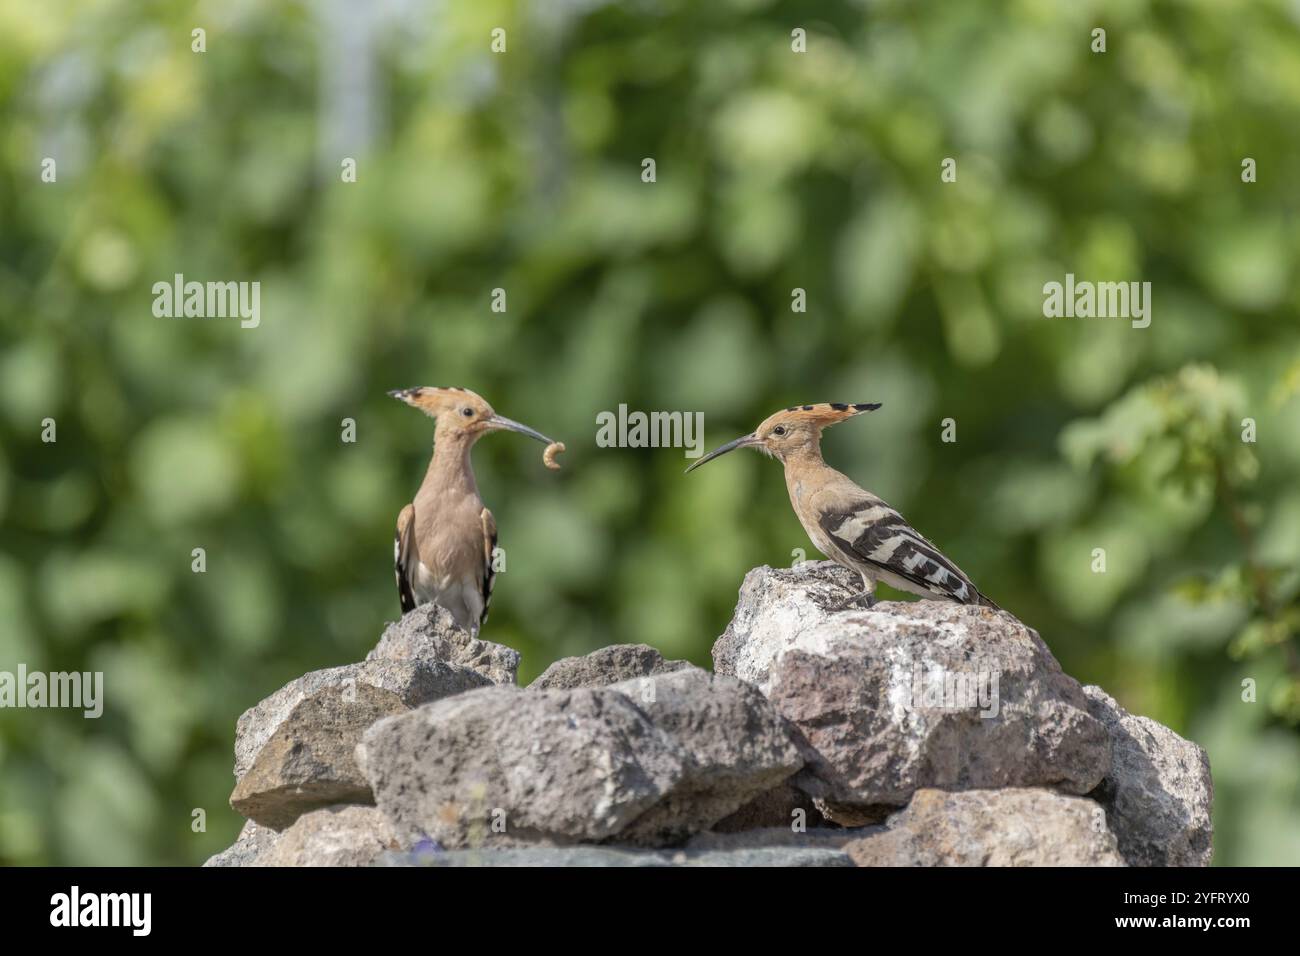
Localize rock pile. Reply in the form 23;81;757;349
206;562;1213;867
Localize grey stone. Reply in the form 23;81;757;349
686;826;856;852
844;787;1124;866
714;563;1111;823
529;643;692;690
1084;686;1214;866
380;845;670;867
358;685;688;848
208;558;1212;869
234;658;489;778
369;603;520;686
230;659;489;829
607;668;804;843
254;805;397;867
713;561;861;694
681;846;853;867
379;845;853;867
203;819;279;867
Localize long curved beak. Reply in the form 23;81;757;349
685;433;759;473
487;414;555;445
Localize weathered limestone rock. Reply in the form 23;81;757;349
607;668;804;843
202;819;279;867
1084;686;1213;866
378;845;853;867
529;643;691;690
712;561;861;694
844;788;1125;866
255;805;397;867
714;563;1111;823
369;603;520;686
231;659;489;829
207;562;1213;867
358;685;688;848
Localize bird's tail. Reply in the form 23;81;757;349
974;591;1000;611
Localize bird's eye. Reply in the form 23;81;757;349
461;407;474;418
773;425;786;436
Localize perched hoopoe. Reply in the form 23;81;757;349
687;402;998;609
389;386;560;635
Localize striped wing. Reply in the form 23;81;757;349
819;502;993;607
479;507;498;630
395;503;418;613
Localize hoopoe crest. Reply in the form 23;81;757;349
389;386;560;635
687;402;998;609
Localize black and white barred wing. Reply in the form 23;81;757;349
818;502;991;606
395;503;419;613
479;507;498;630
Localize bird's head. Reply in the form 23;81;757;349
388;386;557;446
686;402;881;472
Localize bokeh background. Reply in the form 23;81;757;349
2;0;1299;866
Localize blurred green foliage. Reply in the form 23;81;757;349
2;0;1299;865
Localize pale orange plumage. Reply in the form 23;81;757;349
688;402;997;610
390;386;560;634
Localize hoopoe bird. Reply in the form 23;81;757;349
687;402;998;609
389;386;561;635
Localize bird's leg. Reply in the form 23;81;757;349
832;573;877;611
832;590;876;611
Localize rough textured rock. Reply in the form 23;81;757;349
844;788;1124;866
1084;686;1213;867
231;659;489;829
714;563;1111;823
379;845;853;867
255;805;397;867
529;643;692;690
713;561;861;694
358;685;688;848
203;819;279;867
607;668;804;843
211;562;1213;867
368;603;520;686
234;659;489;778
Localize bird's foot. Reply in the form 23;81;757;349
832;590;877;611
